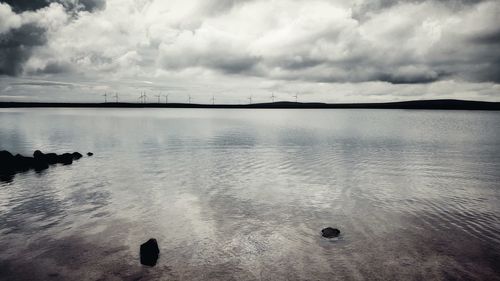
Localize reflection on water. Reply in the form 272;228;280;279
0;108;499;280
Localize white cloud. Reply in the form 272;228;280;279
0;3;22;34
0;0;499;102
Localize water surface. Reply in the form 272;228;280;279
0;108;499;280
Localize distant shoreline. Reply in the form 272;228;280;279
1;99;499;110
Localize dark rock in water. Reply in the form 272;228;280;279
32;158;49;171
33;150;44;159
32;150;49;171
0;151;14;173
0;173;14;183
57;153;73;165
321;227;340;238
87;152;93;156
72;152;83;160
13;154;32;172
140;238;160;266
0;150;13;160
44;153;59;164
1;150;88;182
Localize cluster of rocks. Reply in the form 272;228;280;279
0;150;93;181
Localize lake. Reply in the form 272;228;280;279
0;108;499;280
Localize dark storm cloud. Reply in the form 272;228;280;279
11;80;78;87
375;73;445;84
161;53;259;74
2;0;106;12
1;0;499;97
30;61;72;75
152;0;500;85
76;0;106;12
0;0;105;77
471;29;500;45
1;0;52;12
442;26;500;83
0;23;47;76
458;63;500;83
291;1;500;85
210;57;259;74
352;0;489;19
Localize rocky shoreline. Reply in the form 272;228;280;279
0;150;92;182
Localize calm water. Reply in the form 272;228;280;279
0;108;499;281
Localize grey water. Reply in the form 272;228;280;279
0;108;499;281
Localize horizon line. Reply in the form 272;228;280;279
1;99;499;110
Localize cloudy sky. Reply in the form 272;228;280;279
0;0;499;103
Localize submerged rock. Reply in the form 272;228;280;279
140;238;160;266
321;227;340;238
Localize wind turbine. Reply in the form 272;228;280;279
155;93;161;103
138;92;146;103
188;95;192;104
143;92;147;103
271;92;276;103
211;95;215;105
248;95;253;104
103;92;108;103
293;93;298;103
114;93;119;103
163;93;169;104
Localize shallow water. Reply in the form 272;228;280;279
0;108;499;280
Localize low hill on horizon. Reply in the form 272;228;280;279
0;99;499;110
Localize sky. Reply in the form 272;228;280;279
0;0;499;104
